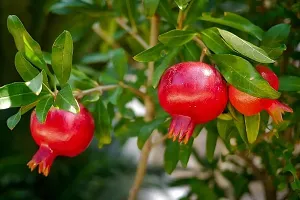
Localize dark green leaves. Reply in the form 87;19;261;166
174;0;192;10
52;30;73;86
25;72;43;95
134;43;168;62
111;49;128;80
94;99;112;148
152;48;180;88
158;30;196;47
199;12;264;40
164;141;180;174
262;24;290;46
245;113;260;143
179;138;194;167
200;28;232;54
206;122;218;163
212;54;280;99
144;0;160;17
15;52;39;81
279;76;300;92
218;29;274;63
0;83;39;109
137;118;165;149
7;15;47;71
54;84;79;113
36;95;54;123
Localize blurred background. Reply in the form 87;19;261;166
0;0;299;200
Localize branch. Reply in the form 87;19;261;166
115;18;149;49
74;85;118;98
193;36;211;56
92;23;120;48
119;82;147;99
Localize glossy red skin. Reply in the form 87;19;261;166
229;65;292;123
158;62;228;142
28;104;94;176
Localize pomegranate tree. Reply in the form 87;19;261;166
28;104;94;176
158;62;228;143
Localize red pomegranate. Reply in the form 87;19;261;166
158;62;228;143
229;65;293;124
28;104;94;176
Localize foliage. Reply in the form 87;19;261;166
0;0;300;199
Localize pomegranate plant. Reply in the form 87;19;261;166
0;0;300;200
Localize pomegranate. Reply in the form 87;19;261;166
28;104;94;176
229;65;293;124
158;62;228;143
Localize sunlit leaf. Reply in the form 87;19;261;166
15;52;39;81
25;71;43;95
245;113;260;143
54;84;79;113
175;0;192;10
36;95;54;123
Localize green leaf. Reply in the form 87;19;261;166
279;76;300;92
7;110;21;130
81;93;100;105
7;15;48;71
144;0;160;17
184;0;208;25
52;30;73;86
217;119;233;140
199;12;264;40
183;42;200;61
133;43;168;62
137;118;165;149
54;84;79;113
233;109;247;144
94;99;112;148
158;30;196;47
157;0;177;26
175;0;192;10
111;49;128;80
245;113;260;143
15;52;39;81
212;54;280;99
218;29;274;63
35;95;54;123
0;82;39;109
152;47;181;88
25;71;43;95
262;23;290;46
200;27;233;54
164;141;180;174
206;121;218;163
261;44;286;59
179;138;194;167
217;113;232;120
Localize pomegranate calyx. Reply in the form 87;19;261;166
266;100;293;124
27;144;56;177
168;115;195;144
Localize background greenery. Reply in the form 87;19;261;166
0;0;300;200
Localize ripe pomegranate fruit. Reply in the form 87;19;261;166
229;65;293;124
158;62;228;143
28;104;94;176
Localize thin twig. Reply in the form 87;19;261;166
119;82;147;99
177;9;184;29
200;48;207;62
115;18;149;49
193;36;211;56
74;85;118;98
92;23;120;48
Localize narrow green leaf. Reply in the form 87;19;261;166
206;122;218;163
199;12;264;40
200;27;233;54
133;43;168;62
111;49;128;80
217;113;232;120
81;93;100;105
7;110;21;130
175;0;192;10
152;47;181;88
184;0;208;25
218;29;275;63
15;52;39;81
233;110;247;144
279;76;300;92
20;101;38;114
36;95;54;123
52;30;73;86
212;54;280;99
262;23;290;46
54;84;79;113
137;118;165;149
144;0;160;17
25;71;43;95
94;99;112;148
157;0;177;26
245;113;260;143
109;87;123;105
164;141;180;174
261;44;286;59
7;15;48;71
183;42;200;61
217;119;233;140
158;30;196;47
0;82;39;109
179;138;194;167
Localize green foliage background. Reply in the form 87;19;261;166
0;0;300;200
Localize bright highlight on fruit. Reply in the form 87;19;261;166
158;62;228;143
28;104;94;176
